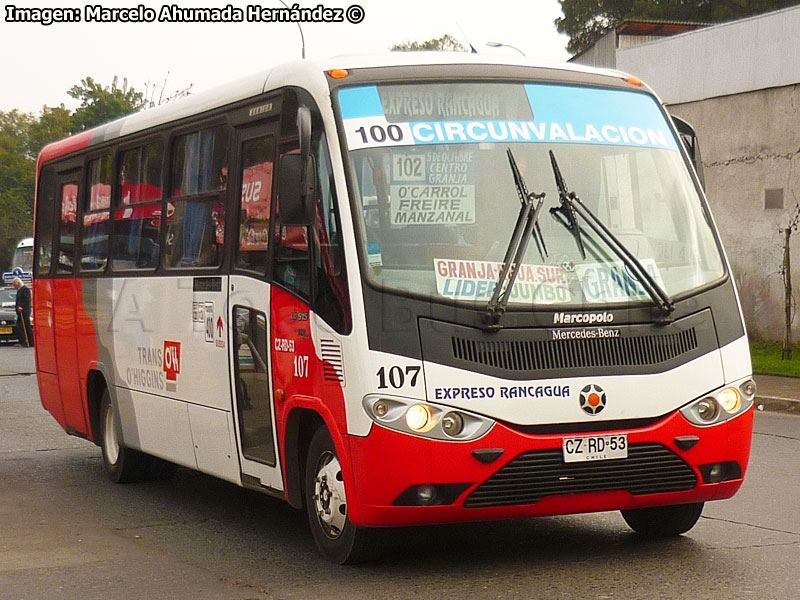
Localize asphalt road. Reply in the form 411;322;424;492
2;345;799;600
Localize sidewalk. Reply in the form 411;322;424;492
754;373;800;414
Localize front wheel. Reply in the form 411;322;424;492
621;502;704;537
304;427;377;564
99;390;149;483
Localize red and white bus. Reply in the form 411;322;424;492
33;54;755;563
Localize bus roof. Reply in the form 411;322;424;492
36;53;637;168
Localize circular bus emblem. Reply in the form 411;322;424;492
580;384;606;415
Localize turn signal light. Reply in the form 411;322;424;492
697;398;718;421
328;69;349;79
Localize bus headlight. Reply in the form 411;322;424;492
441;412;465;437
717;388;742;414
696;398;718;421
405;404;435;432
680;377;754;426
362;395;494;441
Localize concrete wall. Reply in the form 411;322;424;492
668;84;800;340
617;6;800;105
570;30;616;68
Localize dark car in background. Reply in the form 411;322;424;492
0;287;19;344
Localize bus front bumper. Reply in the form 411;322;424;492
345;406;753;528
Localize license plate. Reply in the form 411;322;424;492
562;434;628;463
0;327;12;334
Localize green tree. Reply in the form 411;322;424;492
0;110;37;268
68;76;144;131
28;105;73;156
0;76;144;268
556;0;800;55
391;34;467;52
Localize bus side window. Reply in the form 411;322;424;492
274;212;311;298
312;132;350;334
164;126;228;269
35;167;56;276
81;155;112;272
273;139;312;299
273;129;350;332
57;180;79;274
112;142;163;270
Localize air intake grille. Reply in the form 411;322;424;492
320;339;345;385
464;443;697;508
452;328;697;372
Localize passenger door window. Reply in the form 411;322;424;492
233;306;276;466
235;134;275;274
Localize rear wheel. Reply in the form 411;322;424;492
99;390;149;483
621;502;704;537
304;427;377;564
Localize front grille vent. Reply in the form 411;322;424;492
452;328;697;373
320;339;345;385
464;443;697;508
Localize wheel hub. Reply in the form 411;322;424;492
313;452;347;538
103;403;120;465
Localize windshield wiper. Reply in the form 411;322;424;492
484;149;548;329
548;150;586;259
548;149;674;316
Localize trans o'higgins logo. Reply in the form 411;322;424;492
579;384;606;415
554;311;613;325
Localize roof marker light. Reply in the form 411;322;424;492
328;69;349;79
624;75;643;87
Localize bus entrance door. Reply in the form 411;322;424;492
231;292;281;489
229;122;282;491
53;170;87;434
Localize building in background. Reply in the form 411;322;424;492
572;6;800;340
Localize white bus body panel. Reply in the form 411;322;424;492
421;350;725;426
108;276;242;484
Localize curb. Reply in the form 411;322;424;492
753;371;800;379
754;395;800;415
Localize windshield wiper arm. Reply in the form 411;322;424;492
485;149;548;329
547;149;674;316
549;150;586;259
508;148;549;262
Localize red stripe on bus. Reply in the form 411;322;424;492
37;130;93;169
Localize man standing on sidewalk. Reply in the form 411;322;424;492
12;277;33;348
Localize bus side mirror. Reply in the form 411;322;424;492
671;115;705;191
278;107;316;226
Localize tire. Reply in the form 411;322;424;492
99;390;150;483
621;502;704;537
304;427;378;564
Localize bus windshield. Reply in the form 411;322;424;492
12;239;33;272
338;81;725;309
